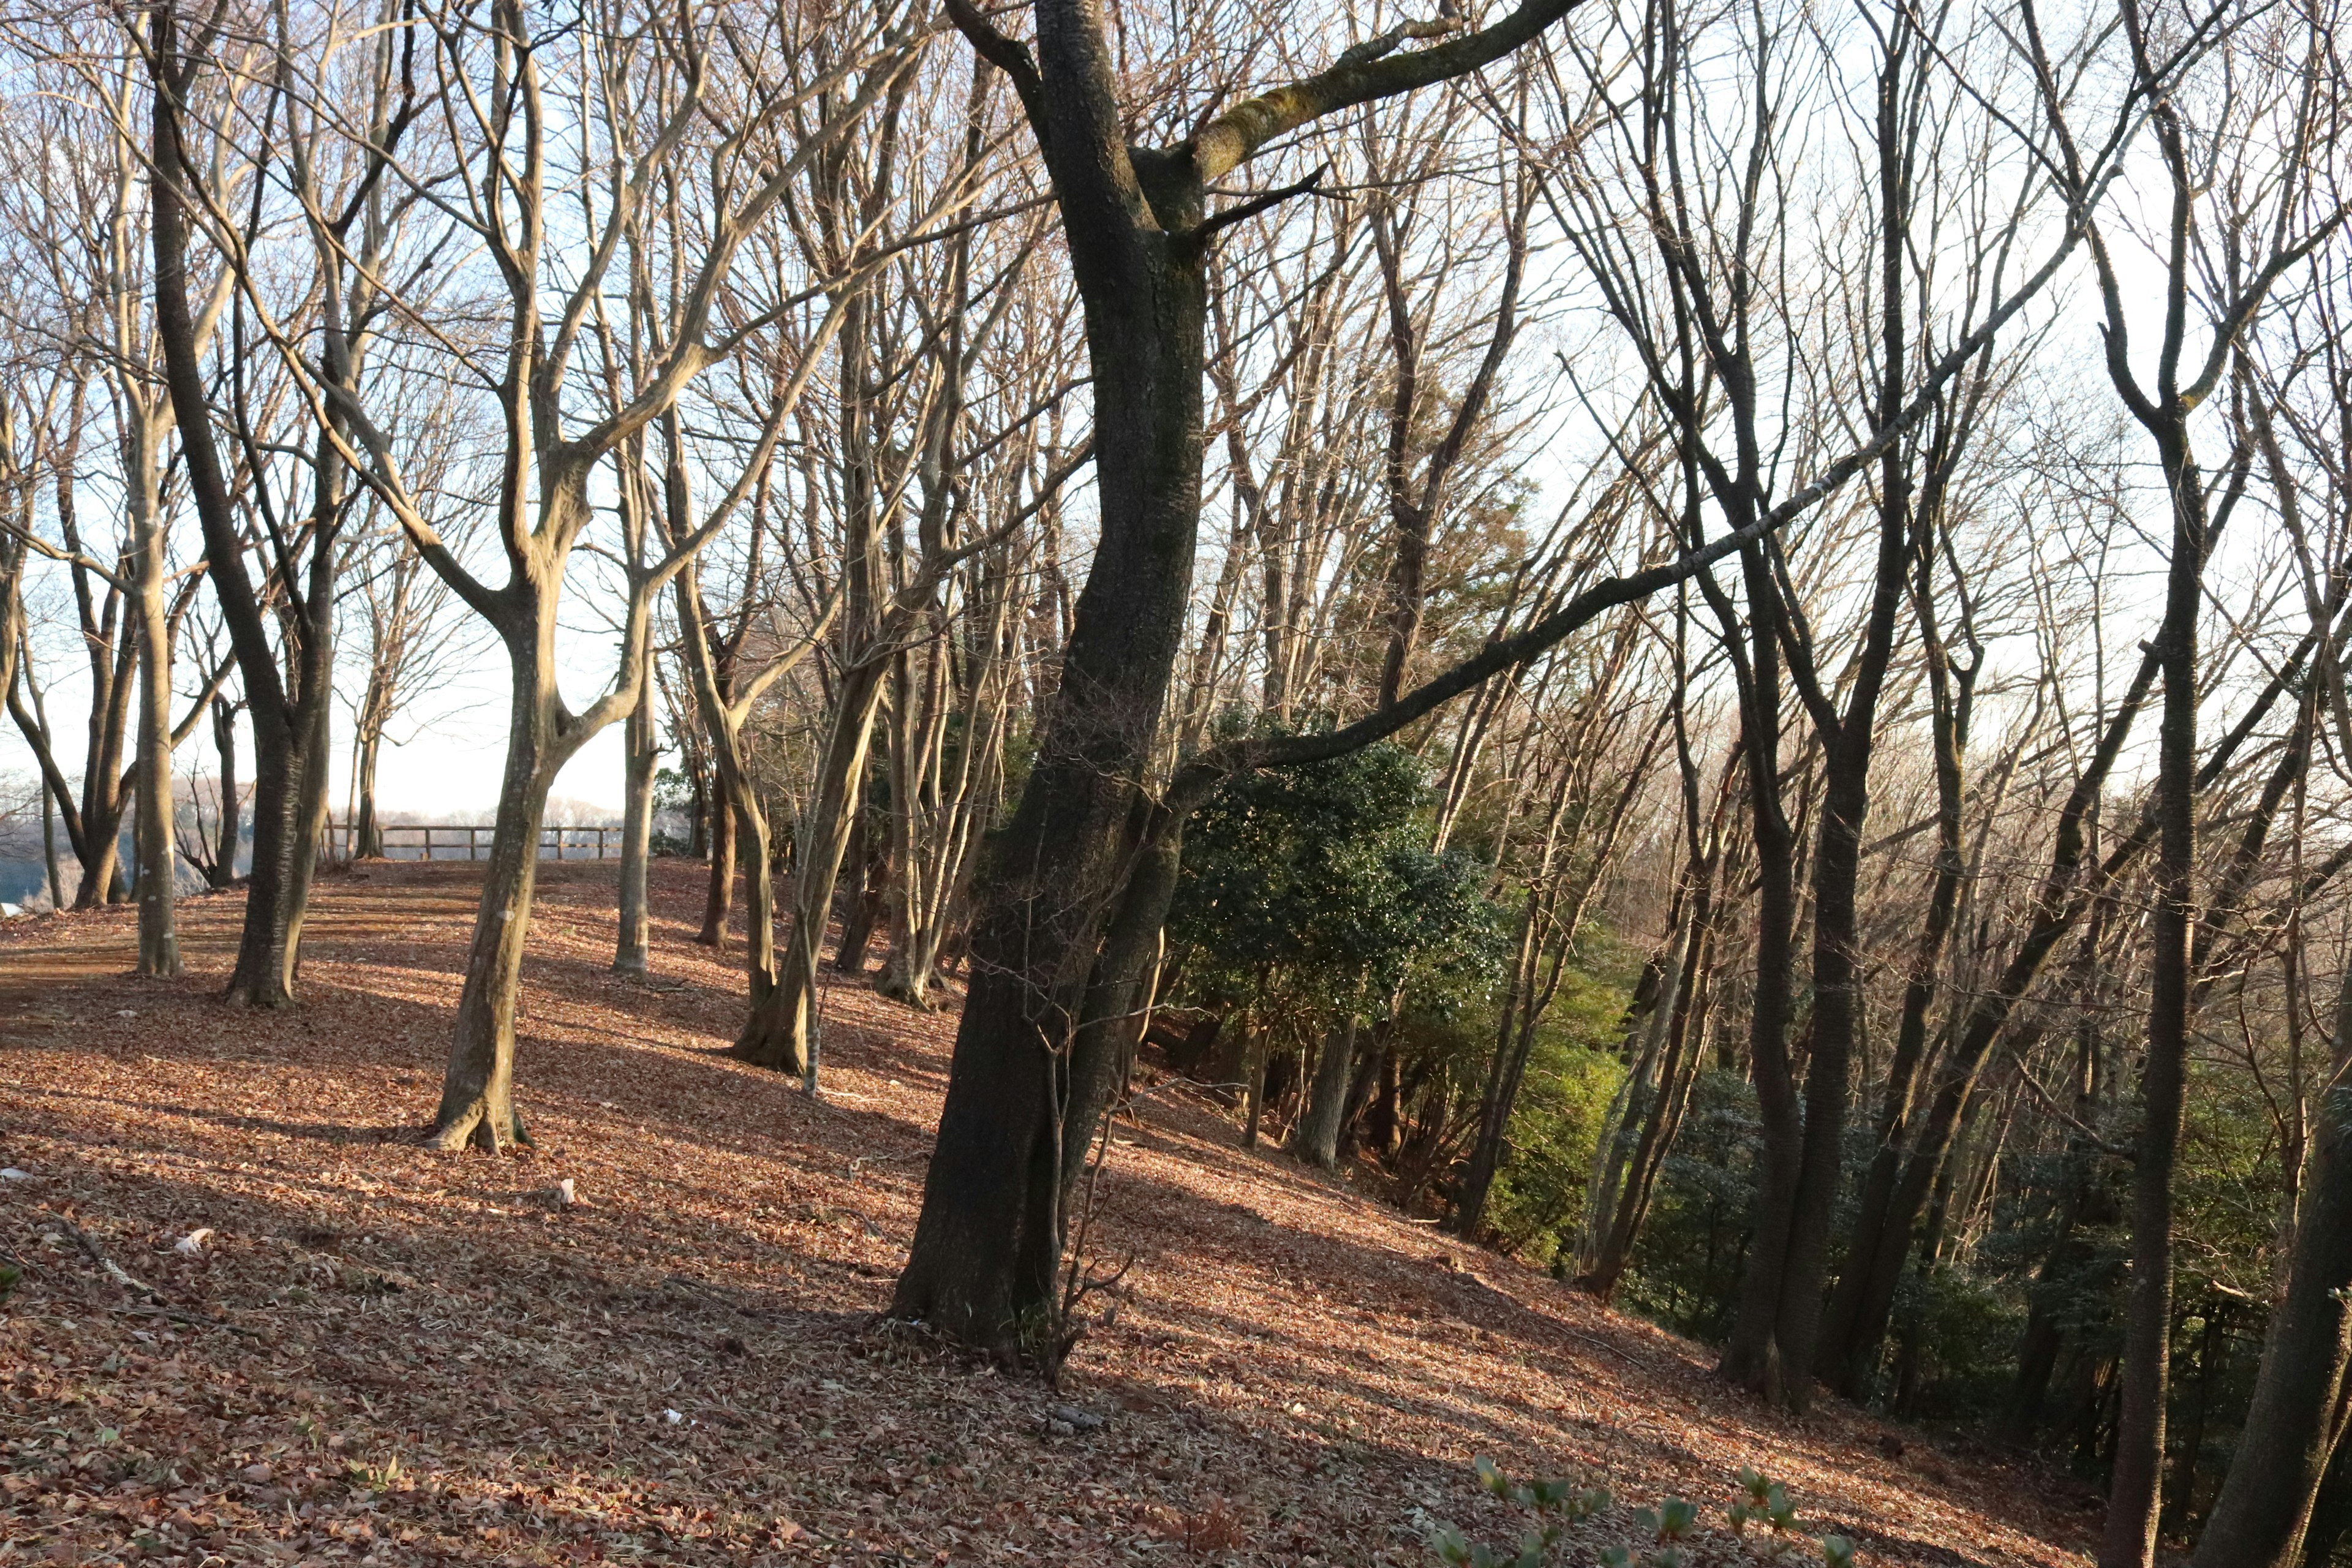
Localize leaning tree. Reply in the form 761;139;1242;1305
888;0;2082;1354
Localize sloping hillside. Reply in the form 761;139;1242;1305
0;861;2099;1566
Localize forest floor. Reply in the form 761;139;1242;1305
1;859;2105;1568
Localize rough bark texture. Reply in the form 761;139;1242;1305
428;601;570;1151
1291;1017;1357;1170
699;771;737;947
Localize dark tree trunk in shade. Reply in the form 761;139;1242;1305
130;511;180;977
209;697;241;886
834;807;887;974
698;769;737;948
1291;1017;1356;1170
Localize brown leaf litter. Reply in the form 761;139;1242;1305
0;859;2100;1566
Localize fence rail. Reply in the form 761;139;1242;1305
325;823;620;862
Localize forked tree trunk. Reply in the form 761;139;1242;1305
353;719;385;858
892;0;1589;1354
152;21;336;1008
72;674;131;910
730;660;886;1076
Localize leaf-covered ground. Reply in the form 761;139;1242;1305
0;860;2100;1567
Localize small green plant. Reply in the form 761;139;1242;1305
345;1453;403;1494
1429;1459;1611;1566
1728;1466;1800;1540
1430;1461;1859;1568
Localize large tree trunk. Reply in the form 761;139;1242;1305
1291;1016;1357;1171
891;175;1207;1348
428;626;564;1151
151;15;334;1007
1823;619;1970;1395
1714;537;1803;1403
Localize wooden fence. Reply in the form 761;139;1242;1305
324;823;620;862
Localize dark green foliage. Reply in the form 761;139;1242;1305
1619;1071;1760;1340
1170;741;1504;1014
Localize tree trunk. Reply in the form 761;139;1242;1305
1714;537;1802;1404
42;766;62;908
1291;1016;1356;1170
2164;1302;2223;1538
613;653;656;976
353;717;384;859
2100;421;2204;1568
687;758;710;860
890;189;1208;1349
833;804;884;974
1834;649;2168;1393
1455;886;1547;1234
208;696;241;886
72;695;130;910
131;499;180;977
151;15;334;1007
1584;869;1713;1300
428;626;564;1151
699;767;737;947
731;659;886;1076
892;0;1583;1355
